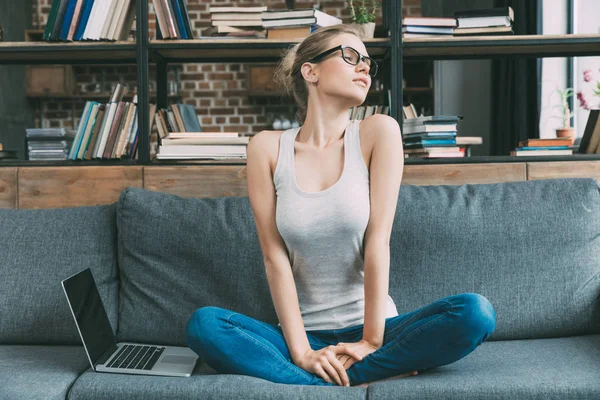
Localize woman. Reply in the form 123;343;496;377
186;24;496;388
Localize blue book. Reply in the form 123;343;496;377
405;139;457;147
170;0;188;39
518;146;570;150
69;101;94;160
403;132;457;139
59;0;78;41
74;0;94;41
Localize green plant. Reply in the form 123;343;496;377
555;88;575;128
348;0;380;24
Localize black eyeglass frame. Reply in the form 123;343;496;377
307;45;378;77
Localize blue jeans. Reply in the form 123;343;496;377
185;292;496;386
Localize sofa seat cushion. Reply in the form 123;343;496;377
367;334;600;400
115;187;277;346
0;204;119;344
67;364;367;400
0;345;90;400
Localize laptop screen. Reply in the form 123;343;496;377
62;268;116;366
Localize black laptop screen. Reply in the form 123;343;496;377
62;268;116;365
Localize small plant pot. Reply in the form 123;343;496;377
349;22;376;39
556;128;576;145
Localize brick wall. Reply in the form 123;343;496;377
34;0;421;134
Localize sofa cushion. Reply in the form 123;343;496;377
366;334;600;400
0;204;119;344
0;345;90;400
68;366;366;400
390;178;600;340
115;187;277;346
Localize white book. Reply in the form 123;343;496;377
209;6;267;13
457;16;512;29
403;124;457;134
161;137;249;145
82;0;102;40
211;13;263;21
114;0;134;40
92;0;110;40
166;132;239;139
511;149;573;156
108;0;128;40
100;0;117;40
158;145;247;156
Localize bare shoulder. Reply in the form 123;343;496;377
358;114;402;155
359;114;401;137
249;130;286;175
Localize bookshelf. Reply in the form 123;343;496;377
2;1;600;166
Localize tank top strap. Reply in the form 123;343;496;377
346;119;369;179
273;126;300;190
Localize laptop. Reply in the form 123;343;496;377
62;267;198;377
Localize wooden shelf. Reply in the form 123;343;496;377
402;34;600;60
0;41;137;65
149;38;391;63
26;92;182;100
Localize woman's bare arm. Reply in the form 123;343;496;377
246;131;311;363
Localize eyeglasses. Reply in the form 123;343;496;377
308;45;378;77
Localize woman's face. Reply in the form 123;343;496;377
304;33;373;107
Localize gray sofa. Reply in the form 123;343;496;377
1;177;599;400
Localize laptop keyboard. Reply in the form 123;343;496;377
106;345;165;370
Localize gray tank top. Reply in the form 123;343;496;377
273;119;399;331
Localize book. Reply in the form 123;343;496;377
454;26;514;36
402;17;457;27
511;149;573;156
209;6;268;13
402;26;455;35
454;6;515;20
161;137;249;145
404;125;457;134
519;138;573;147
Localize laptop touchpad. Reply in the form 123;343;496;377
161;355;196;364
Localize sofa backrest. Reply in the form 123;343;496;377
0;204;119;345
115;178;600;346
115;187;276;346
389;178;600;341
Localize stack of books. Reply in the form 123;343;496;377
153;0;195;39
262;8;342;40
202;6;267;38
453;6;514;37
68;84;146;160
510;138;574;156
26;128;75;161
402;17;457;38
154;103;203;138
403;115;465;158
44;0;136;42
156;132;249;160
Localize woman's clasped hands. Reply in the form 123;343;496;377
294;339;379;386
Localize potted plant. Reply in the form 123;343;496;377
555;87;576;144
347;0;379;39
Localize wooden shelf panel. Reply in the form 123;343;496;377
0;168;17;208
403;163;527;185
18;166;143;209
527;160;600;181
403;34;600;59
149;38;391;63
0;41;137;65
